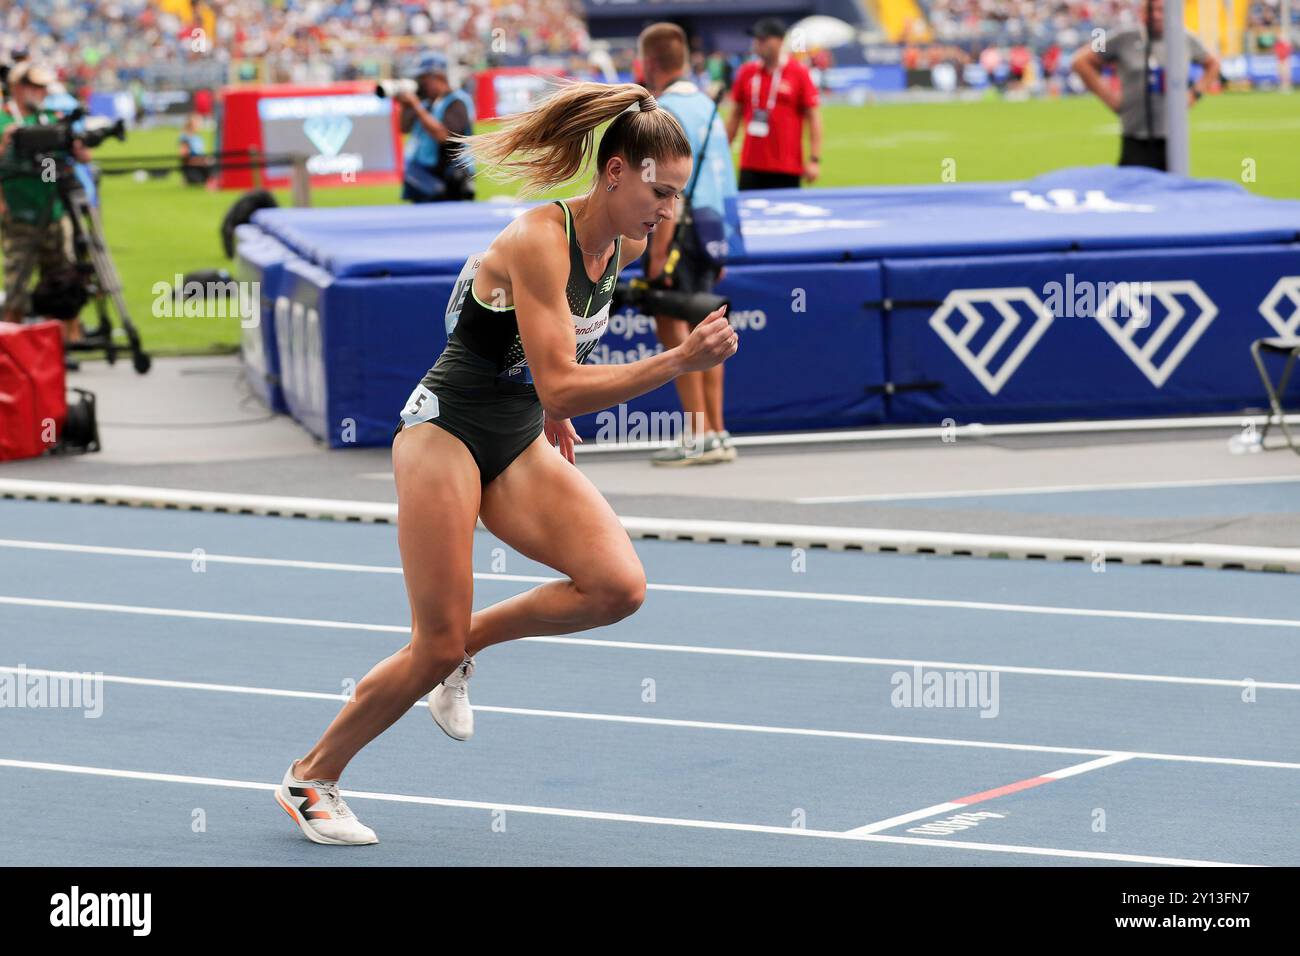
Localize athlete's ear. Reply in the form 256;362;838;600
603;155;626;189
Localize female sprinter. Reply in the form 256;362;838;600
275;82;739;844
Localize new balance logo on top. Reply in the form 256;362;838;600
1095;280;1218;387
929;287;1055;395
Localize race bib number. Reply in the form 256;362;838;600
400;383;440;428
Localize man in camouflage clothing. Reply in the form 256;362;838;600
0;60;85;341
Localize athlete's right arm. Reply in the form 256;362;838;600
509;217;737;422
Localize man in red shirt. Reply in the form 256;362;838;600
725;17;823;190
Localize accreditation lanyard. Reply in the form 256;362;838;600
747;59;783;137
750;61;783;115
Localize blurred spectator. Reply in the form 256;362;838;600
928;0;1134;51
177;113;213;186
0;0;591;91
0;60;87;358
397;52;475;203
705;51;734;89
726;17;822;191
1072;0;1220;170
638;22;739;466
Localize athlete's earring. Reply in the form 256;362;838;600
607;181;617;192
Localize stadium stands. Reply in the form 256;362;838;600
0;0;591;90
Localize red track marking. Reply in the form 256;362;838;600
954;775;1054;805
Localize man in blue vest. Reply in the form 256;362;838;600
638;22;740;466
396;53;476;203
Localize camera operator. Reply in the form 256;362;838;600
638;23;739;466
0;61;88;356
396;53;476;203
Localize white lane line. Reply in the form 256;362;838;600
0;538;413;574
0;757;1250;867
647;582;1300;630
846;755;1135;836
3;597;1297;692
5;665;1300;772
844;802;965;836
796;475;1300;505
3;538;1299;629
1046;753;1134;780
0;595;404;633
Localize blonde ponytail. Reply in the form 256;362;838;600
451;80;690;197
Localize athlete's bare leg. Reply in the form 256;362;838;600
467;433;646;653
702;361;725;435
295;422;479;781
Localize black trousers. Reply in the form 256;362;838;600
738;169;801;191
1119;136;1167;172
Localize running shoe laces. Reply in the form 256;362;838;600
445;655;475;699
318;781;355;819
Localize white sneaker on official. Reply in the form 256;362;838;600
698;432;733;463
651;437;707;466
275;760;378;846
428;654;475;741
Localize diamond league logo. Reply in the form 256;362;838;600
302;114;354;156
929;288;1055;395
1095;280;1218;387
1259;276;1300;337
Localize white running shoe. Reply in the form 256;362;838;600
275;760;378;846
698;432;735;463
428;654;475;741
650;438;707;467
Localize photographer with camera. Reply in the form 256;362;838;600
637;23;739;466
0;61;87;356
395;53;476;203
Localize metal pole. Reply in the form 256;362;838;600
1165;0;1191;174
1283;0;1294;91
290;155;312;207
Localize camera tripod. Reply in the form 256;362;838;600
6;157;151;374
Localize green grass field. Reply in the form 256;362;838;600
21;91;1300;355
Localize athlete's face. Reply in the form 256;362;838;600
612;153;691;241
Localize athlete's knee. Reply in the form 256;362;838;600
586;568;646;624
407;632;468;688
